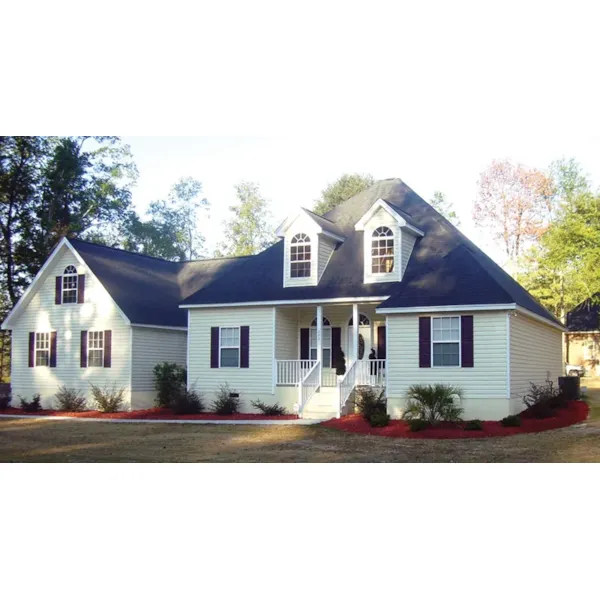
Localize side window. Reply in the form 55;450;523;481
35;333;50;367
220;327;241;368
62;266;79;304
432;317;460;367
88;331;104;367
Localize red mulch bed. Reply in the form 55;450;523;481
0;407;298;421
321;400;590;439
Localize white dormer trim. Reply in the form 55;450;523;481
276;208;345;243
355;199;425;237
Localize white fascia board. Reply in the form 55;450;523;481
514;306;566;332
181;296;390;309
354;199;424;237
319;230;346;243
376;303;518;315
131;323;188;331
1;238;72;329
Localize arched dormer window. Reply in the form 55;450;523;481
62;265;79;304
372;227;395;274
291;234;311;278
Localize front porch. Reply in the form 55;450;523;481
273;303;387;418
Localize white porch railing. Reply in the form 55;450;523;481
356;360;387;387
298;361;321;417
276;360;317;386
337;361;357;418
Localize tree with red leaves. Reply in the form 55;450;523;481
474;160;555;261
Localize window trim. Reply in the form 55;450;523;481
431;316;462;368
35;332;51;367
371;227;395;275
348;313;371;327
290;233;312;279
62;265;79;304
219;326;241;369
87;330;105;368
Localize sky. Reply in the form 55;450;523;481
122;135;600;266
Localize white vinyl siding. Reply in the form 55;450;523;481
401;231;417;277
8;245;131;410
275;308;298;360
131;327;187;392
362;207;401;284
386;311;510;420
510;313;563;414
188;307;274;411
318;236;337;282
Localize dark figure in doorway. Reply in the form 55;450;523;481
369;349;378;375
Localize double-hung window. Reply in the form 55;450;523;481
88;331;104;368
220;327;241;368
432;317;460;367
62;266;79;304
310;317;332;368
35;333;50;367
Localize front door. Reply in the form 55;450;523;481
348;325;372;363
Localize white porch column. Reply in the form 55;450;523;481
316;305;323;386
352;303;359;363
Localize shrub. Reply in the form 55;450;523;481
403;384;464;425
252;400;287;416
335;348;346;377
355;387;387;422
501;415;522;427
0;394;10;410
464;419;484;431
90;384;125;413
20;394;42;413
212;384;241;415
153;363;187;408
522;379;562;418
55;386;87;412
171;388;205;415
369;412;390;428
408;419;429;432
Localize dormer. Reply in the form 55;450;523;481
355;199;424;284
276;208;345;287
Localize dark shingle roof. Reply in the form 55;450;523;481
69;239;247;327
567;296;600;332
301;208;346;239
180;179;561;325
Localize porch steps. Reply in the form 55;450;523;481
301;387;338;420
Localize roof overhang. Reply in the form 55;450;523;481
275;209;345;243
181;296;390;309
1;237;131;330
355;199;425;237
376;302;566;332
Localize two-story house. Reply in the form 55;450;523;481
2;178;564;420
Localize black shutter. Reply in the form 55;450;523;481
104;330;112;368
55;277;62;305
77;275;85;304
50;332;57;368
377;326;387;360
240;326;250;369
29;333;35;368
461;316;474;368
331;327;342;366
300;328;310;360
210;327;220;368
80;331;88;368
419;317;431;368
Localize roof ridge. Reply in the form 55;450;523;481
302;207;338;224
